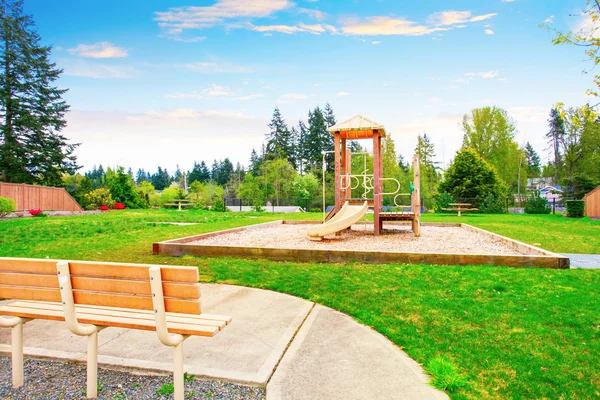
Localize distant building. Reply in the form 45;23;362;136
539;185;563;201
527;177;554;191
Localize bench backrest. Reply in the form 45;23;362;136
0;257;201;314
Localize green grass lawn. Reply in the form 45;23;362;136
0;210;599;399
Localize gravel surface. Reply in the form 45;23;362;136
192;224;527;255
0;356;265;400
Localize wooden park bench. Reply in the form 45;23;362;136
441;203;479;217
164;199;194;211
0;257;231;400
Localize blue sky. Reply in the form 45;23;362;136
25;0;594;173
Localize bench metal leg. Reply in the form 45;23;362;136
0;316;31;388
87;331;99;399
173;341;184;400
12;322;24;388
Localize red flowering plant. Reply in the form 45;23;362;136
99;205;109;211
29;209;43;216
114;202;125;210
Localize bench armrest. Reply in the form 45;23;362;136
149;267;185;347
57;261;99;336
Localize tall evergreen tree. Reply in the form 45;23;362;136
324;103;336;127
0;0;78;185
265;107;293;162
524;142;541;179
217;158;234;186
306;107;332;171
249;149;262;176
546;108;566;185
414;133;440;197
211;160;219;183
135;168;149;184
296;120;309;175
151;167;170;190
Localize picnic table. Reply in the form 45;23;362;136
164;199;194;211
441;203;479;217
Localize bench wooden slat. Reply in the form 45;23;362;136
0;304;219;336
0;273;200;299
19;301;231;324
5;301;229;329
0;258;199;283
0;285;201;314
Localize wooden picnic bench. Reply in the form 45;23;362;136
441;203;479;217
0;257;231;400
164;199;194;211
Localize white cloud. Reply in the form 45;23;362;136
544;16;554;24
155;0;293;35
233;93;264;100
372;41;382;44
278;93;308;102
484;29;494;35
184;61;251;73
478;70;498;79
171;36;207;43
336;92;350;96
341;16;450;36
68;42;128;58
427;11;497;26
299;8;326;21
250;22;336;35
62;60;135;79
502;0;516;2
167;92;204;99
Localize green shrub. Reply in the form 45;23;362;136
479;195;505;214
83;188;115;210
433;192;454;213
212;198;227;212
566;200;585;218
0;196;16;217
108;167;148;209
524;196;551;214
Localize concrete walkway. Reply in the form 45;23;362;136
0;284;447;399
562;254;600;269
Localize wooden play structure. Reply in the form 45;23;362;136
307;115;420;240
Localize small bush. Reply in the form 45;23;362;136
433;192;454;213
211;198;227;212
99;205;109;211
0;196;16;217
524;196;551;214
479;195;505;214
426;355;468;392
84;188;115;210
156;383;174;395
566;200;585;218
114;202;126;210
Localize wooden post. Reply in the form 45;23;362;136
345;148;352;201
412;155;421;237
373;131;381;235
334;133;341;213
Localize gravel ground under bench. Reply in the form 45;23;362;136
0;356;265;400
192;224;528;255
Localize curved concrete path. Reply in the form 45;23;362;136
0;284;446;400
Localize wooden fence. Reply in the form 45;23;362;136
584;185;600;218
0;183;83;212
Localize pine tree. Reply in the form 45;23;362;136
296;120;308;175
0;0;78;185
249;149;262;176
414;133;440;197
525;142;541;179
211;160;219;183
547;108;566;185
306;107;331;171
324;103;336;127
151;167;170;190
198;161;210;183
217;158;234;186
135;168;149;184
265;107;293;162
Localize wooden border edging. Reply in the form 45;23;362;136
153;221;570;269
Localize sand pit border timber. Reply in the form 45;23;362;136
153;220;570;269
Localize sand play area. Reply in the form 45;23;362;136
191;223;529;255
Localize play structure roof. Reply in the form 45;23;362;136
328;114;386;139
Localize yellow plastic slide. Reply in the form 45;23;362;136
307;201;369;241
